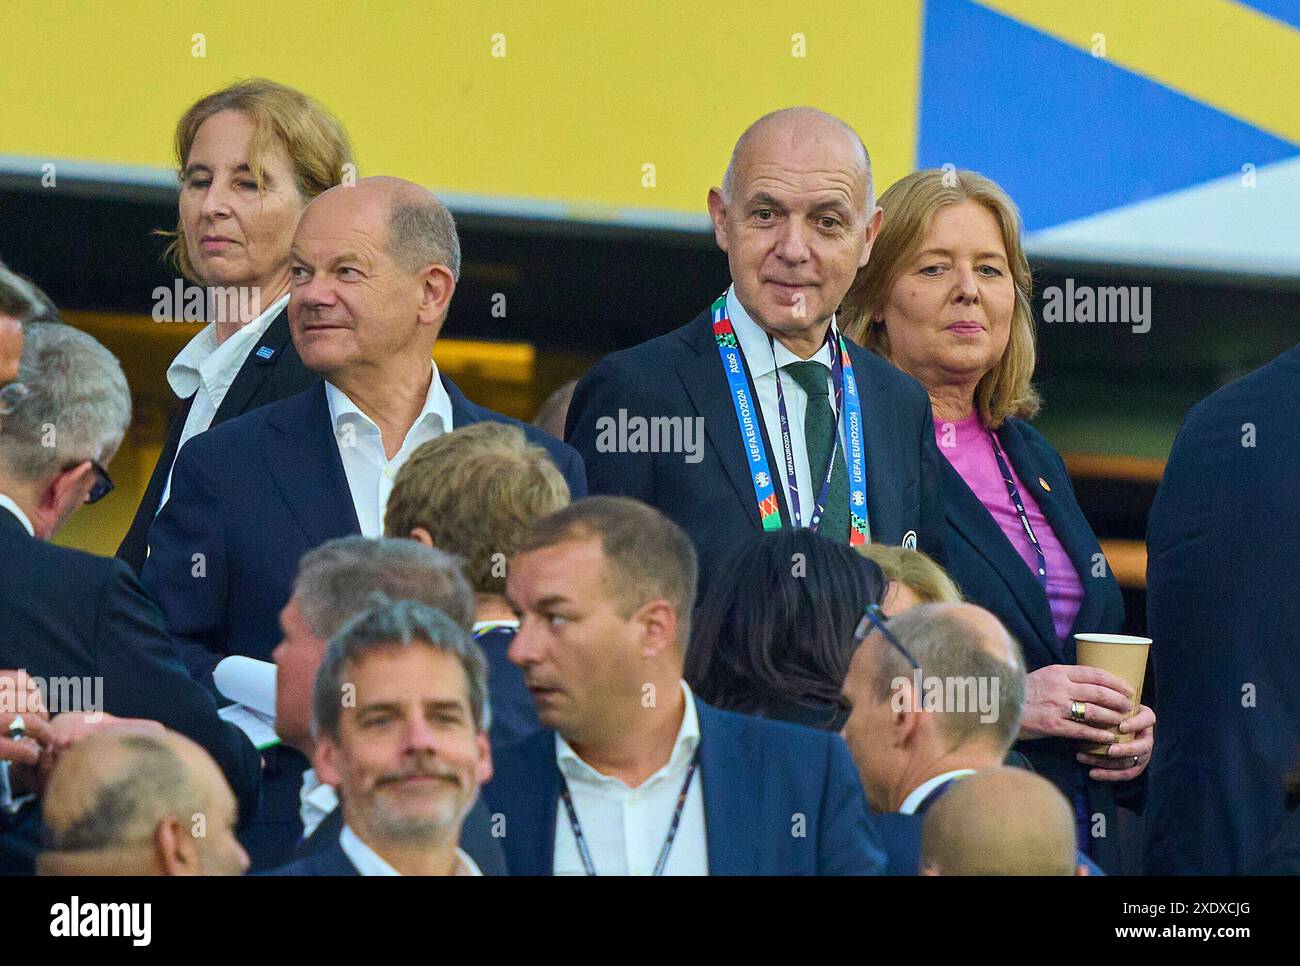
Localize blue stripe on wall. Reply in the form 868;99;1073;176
918;0;1300;231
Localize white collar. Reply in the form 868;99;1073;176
166;292;290;400
0;493;34;536
339;824;482;876
555;680;701;786
299;768;339;816
325;361;453;439
898;768;978;815
724;284;836;379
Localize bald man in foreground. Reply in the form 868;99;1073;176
141;176;585;868
567;106;945;595
38;730;248;876
921;768;1087;876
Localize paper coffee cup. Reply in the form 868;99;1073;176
1073;633;1150;755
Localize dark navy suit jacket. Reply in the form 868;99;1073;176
936;416;1134;871
873;811;1105;876
482;697;885;875
474;624;540;748
260;839;360;876
140;376;585;692
117;305;318;573
1145;345;1300;875
566;309;945;593
0;507;261;874
138;375;585;866
298;797;508;876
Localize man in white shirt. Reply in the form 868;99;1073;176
485;496;884;875
264;599;492;876
841;602;1025;815
566;107;945;598
140;176;583;870
840;601;1031;873
269;534;507;876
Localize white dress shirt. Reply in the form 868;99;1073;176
299;768;339;839
898;768;978;815
553;680;708;876
158;292;291;512
325;363;454;537
339;824;482;876
725;285;843;528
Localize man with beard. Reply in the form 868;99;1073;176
265;599;491;875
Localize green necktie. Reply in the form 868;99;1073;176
782;361;849;541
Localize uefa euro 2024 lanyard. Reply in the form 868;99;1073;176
710;293;868;543
987;429;1048;591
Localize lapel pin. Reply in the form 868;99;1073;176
1038;477;1051;492
255;346;275;360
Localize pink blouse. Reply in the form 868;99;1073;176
935;414;1084;643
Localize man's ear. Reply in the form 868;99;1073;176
858;206;884;268
314;733;343;788
889;677;923;749
408;527;435;549
155;816;200;876
635;599;679;662
33;462;93;539
706;187;730;253
473;731;493;788
415;264;456;336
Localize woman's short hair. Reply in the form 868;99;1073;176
840;168;1041;428
685;530;886;722
162;78;354;281
855;543;963;605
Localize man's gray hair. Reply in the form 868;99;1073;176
312;597;490;739
0;322;131;482
0;260;59;324
721;106;875;214
293;535;475;639
389;198;461;282
868;603;1026;751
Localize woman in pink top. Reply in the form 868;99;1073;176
841;169;1153;872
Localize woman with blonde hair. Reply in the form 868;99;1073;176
854;542;961;614
841;168;1151;872
118;78;353;571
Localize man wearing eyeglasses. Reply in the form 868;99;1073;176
0;323;261;875
841;602;1027;872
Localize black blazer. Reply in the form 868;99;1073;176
297;797;508;875
116;305;318;572
1145;344;1300;875
566;309;946;594
937;416;1131;870
0;506;261;874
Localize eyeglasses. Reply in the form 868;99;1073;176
853;602;920;672
61;459;115;505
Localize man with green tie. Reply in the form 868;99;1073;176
566;106;946;593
